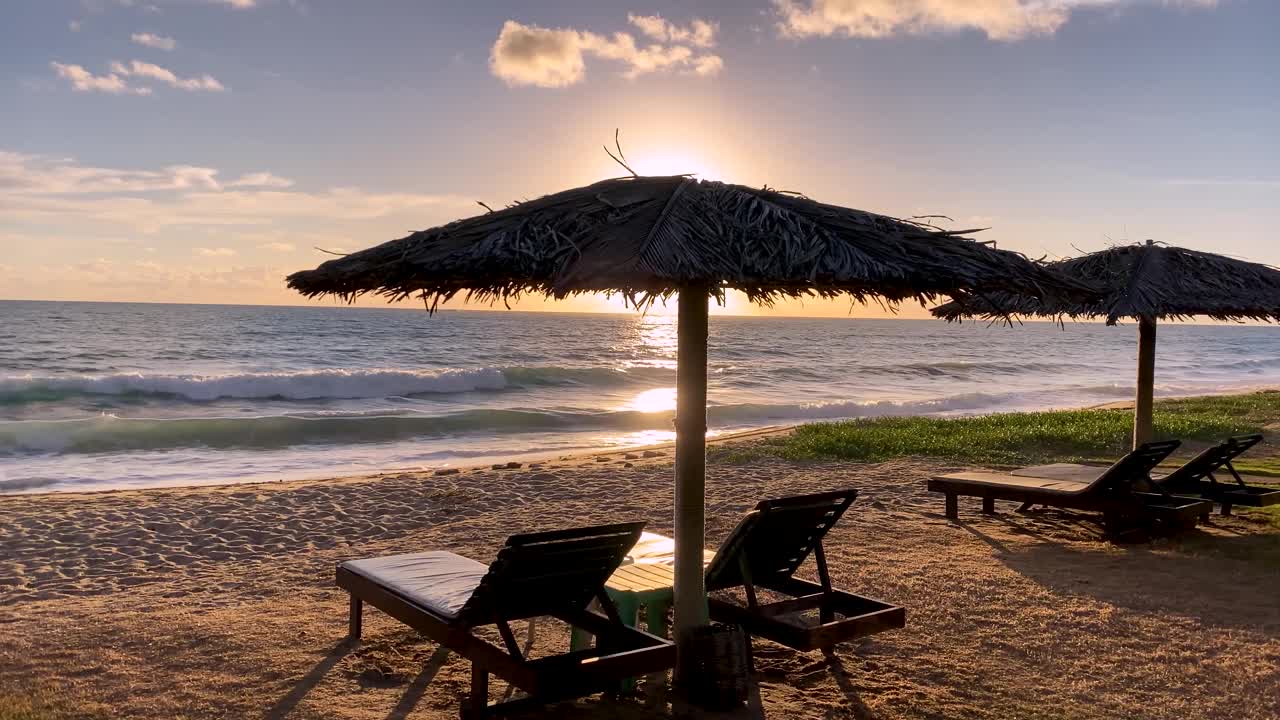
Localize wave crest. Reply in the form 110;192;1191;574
0;391;1024;456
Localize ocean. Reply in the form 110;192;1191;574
2;299;1278;494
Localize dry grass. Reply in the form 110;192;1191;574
1;449;1277;720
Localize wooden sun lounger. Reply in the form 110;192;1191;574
337;522;676;718
1151;434;1279;514
1013;434;1280;516
928;441;1213;537
703;489;906;653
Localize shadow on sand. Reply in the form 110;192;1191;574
264;639;356;720
963;521;1280;635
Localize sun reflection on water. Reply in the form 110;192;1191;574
629;386;677;413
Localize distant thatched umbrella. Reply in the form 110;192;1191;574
934;240;1280;447
288;173;1088;683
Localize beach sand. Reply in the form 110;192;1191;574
2;437;1278;720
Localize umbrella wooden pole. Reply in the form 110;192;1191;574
1134;315;1157;448
673;286;710;682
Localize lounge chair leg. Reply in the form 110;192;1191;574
1016;501;1033;513
981;497;996;514
945;493;958;520
1221;503;1233;517
348;595;362;640
465;664;489;719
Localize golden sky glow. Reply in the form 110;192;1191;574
6;1;1277;318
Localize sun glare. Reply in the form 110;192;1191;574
629;387;677;413
629;150;724;180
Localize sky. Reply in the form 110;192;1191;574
2;0;1277;317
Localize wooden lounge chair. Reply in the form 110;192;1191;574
703;489;906;653
337;522;676;718
928;441;1213;537
1146;434;1279;514
1011;434;1280;516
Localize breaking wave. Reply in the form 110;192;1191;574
0;391;1026;456
0;366;676;405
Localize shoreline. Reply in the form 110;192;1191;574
11;385;1276;500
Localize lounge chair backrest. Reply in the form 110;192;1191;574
1090;440;1181;494
704;489;858;592
1160;434;1263;487
458;521;645;623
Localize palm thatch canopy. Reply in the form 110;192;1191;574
287;175;1088;308
933;241;1280;325
932;240;1280;449
286;172;1092;695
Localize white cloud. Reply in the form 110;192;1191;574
773;0;1219;42
50;62;152;95
111;60;225;91
51;59;224;94
627;14;718;47
1;151;469;234
489;15;724;88
2;151;470;234
259;242;296;252
7;257;291;303
195;246;237;256
1;151;219;193
69;20;82;32
9;188;469;234
131;32;176;50
215;0;257;8
692;54;725;77
228;171;294;188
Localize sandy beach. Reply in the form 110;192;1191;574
2;430;1278;720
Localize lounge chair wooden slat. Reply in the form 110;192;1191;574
337;521;676;718
1011;435;1279;515
929;441;1213;536
701;489;905;653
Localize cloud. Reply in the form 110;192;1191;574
131;32;176;50
69;20;82;32
258;242;296;252
195;247;237;256
7;257;292;303
627;14;717;47
111;60;225;91
228;171;294;188
692;54;725;77
489;15;723;88
50;62;152;95
1;151;220;193
51;59;224;94
772;0;1219;42
1;151;470;234
215;0;257;8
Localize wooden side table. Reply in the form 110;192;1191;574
570;532;714;691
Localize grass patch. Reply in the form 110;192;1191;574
712;392;1280;467
1241;504;1280;531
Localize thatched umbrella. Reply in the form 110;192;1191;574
933;240;1280;447
288;173;1088;684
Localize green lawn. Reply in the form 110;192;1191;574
712;391;1280;471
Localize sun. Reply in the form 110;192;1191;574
628;150;724;180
